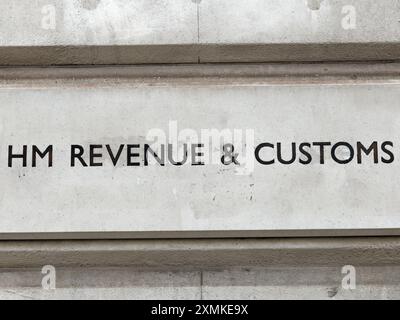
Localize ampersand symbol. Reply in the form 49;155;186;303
221;143;239;165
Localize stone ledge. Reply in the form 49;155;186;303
0;62;399;83
0;237;399;268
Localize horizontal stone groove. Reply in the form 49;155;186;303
0;43;399;66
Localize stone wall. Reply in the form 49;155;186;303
1;0;399;300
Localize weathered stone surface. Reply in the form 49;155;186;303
1;265;400;300
200;0;400;44
0;65;399;238
1;237;400;299
0;0;399;64
0;0;198;46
